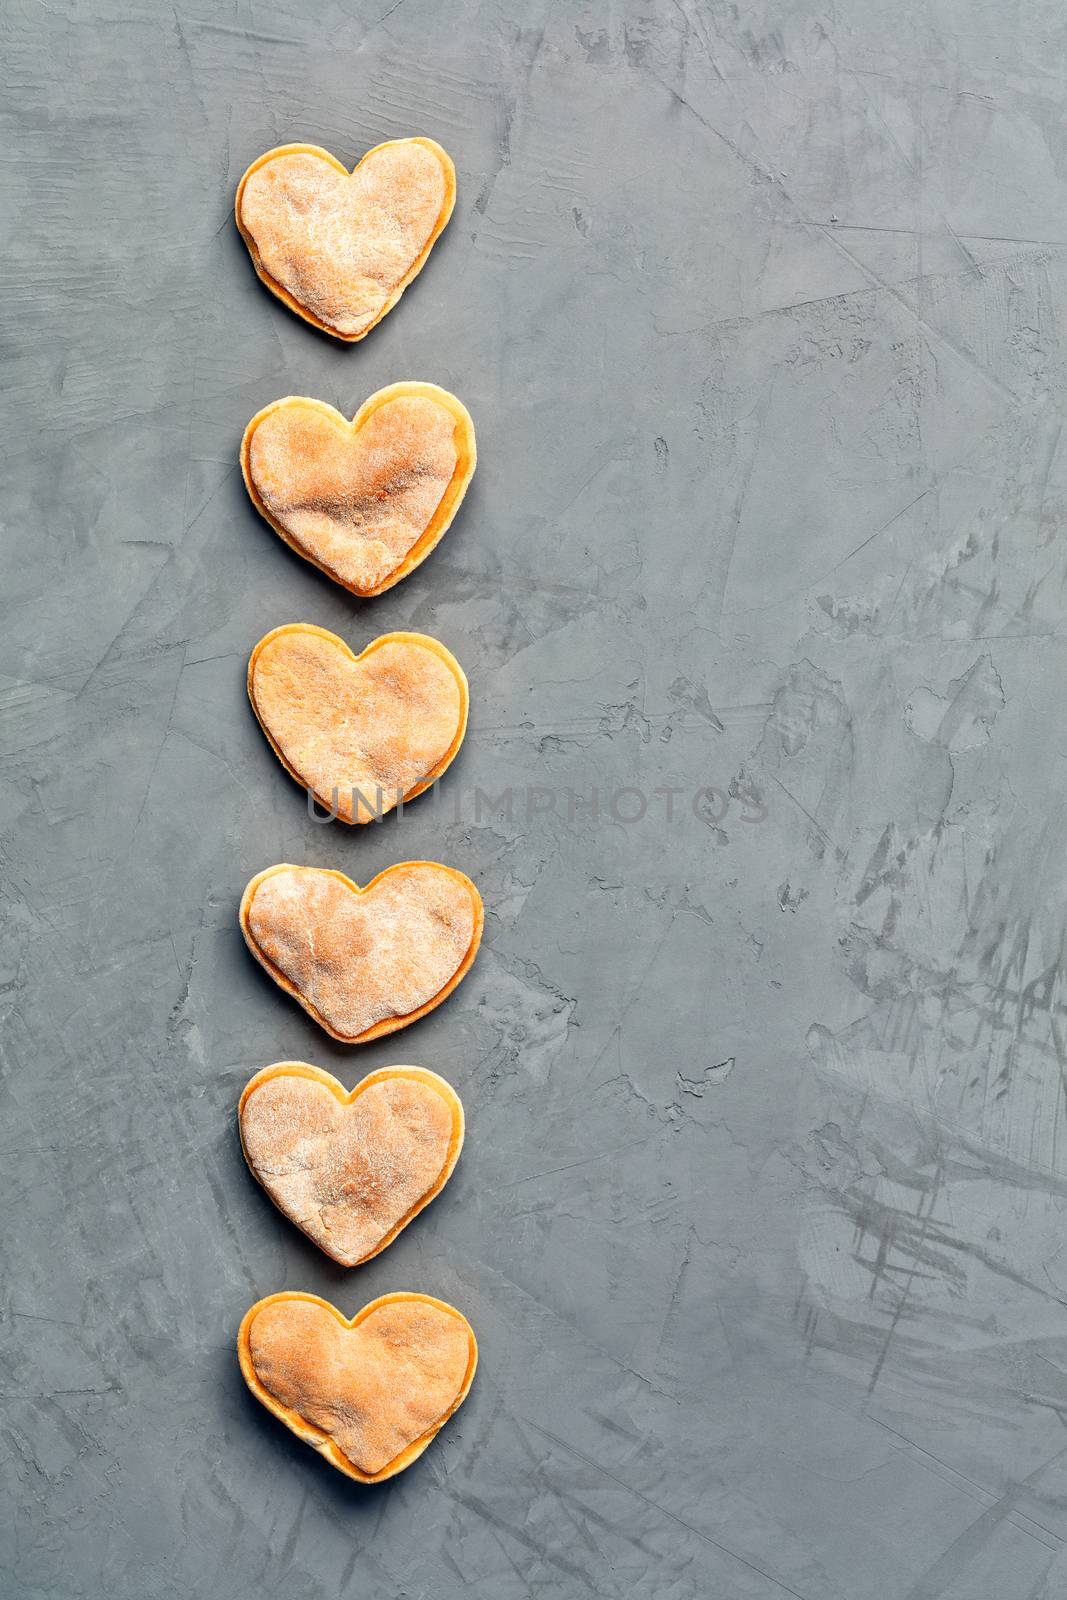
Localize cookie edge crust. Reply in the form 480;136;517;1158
246;623;470;823
234;139;457;342
238;1061;465;1266
237;1290;478;1482
238;861;485;1043
240;384;477;597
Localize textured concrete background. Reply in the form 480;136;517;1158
5;1;1067;1595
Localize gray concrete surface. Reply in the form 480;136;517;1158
5;1;1067;1595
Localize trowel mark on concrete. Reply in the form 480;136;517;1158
903;653;1005;752
762;659;849;760
676;1058;735;1096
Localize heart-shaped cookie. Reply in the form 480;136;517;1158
235;139;455;340
242;385;476;597
248;625;467;824
238;1291;477;1481
240;862;483;1043
239;1062;464;1266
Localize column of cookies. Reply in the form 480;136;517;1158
229;137;480;1483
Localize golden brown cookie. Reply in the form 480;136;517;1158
239;862;483;1043
247;624;468;824
238;1291;477;1481
241;386;476;597
239;1062;464;1266
235;139;455;340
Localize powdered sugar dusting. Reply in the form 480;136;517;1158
249;1297;471;1475
249;396;458;592
241;1073;454;1265
239;143;447;337
247;864;477;1040
251;630;463;822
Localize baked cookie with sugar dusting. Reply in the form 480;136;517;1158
239;862;483;1043
235;139;455;340
239;1062;463;1266
242;385;475;596
247;624;467;823
238;1291;477;1481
